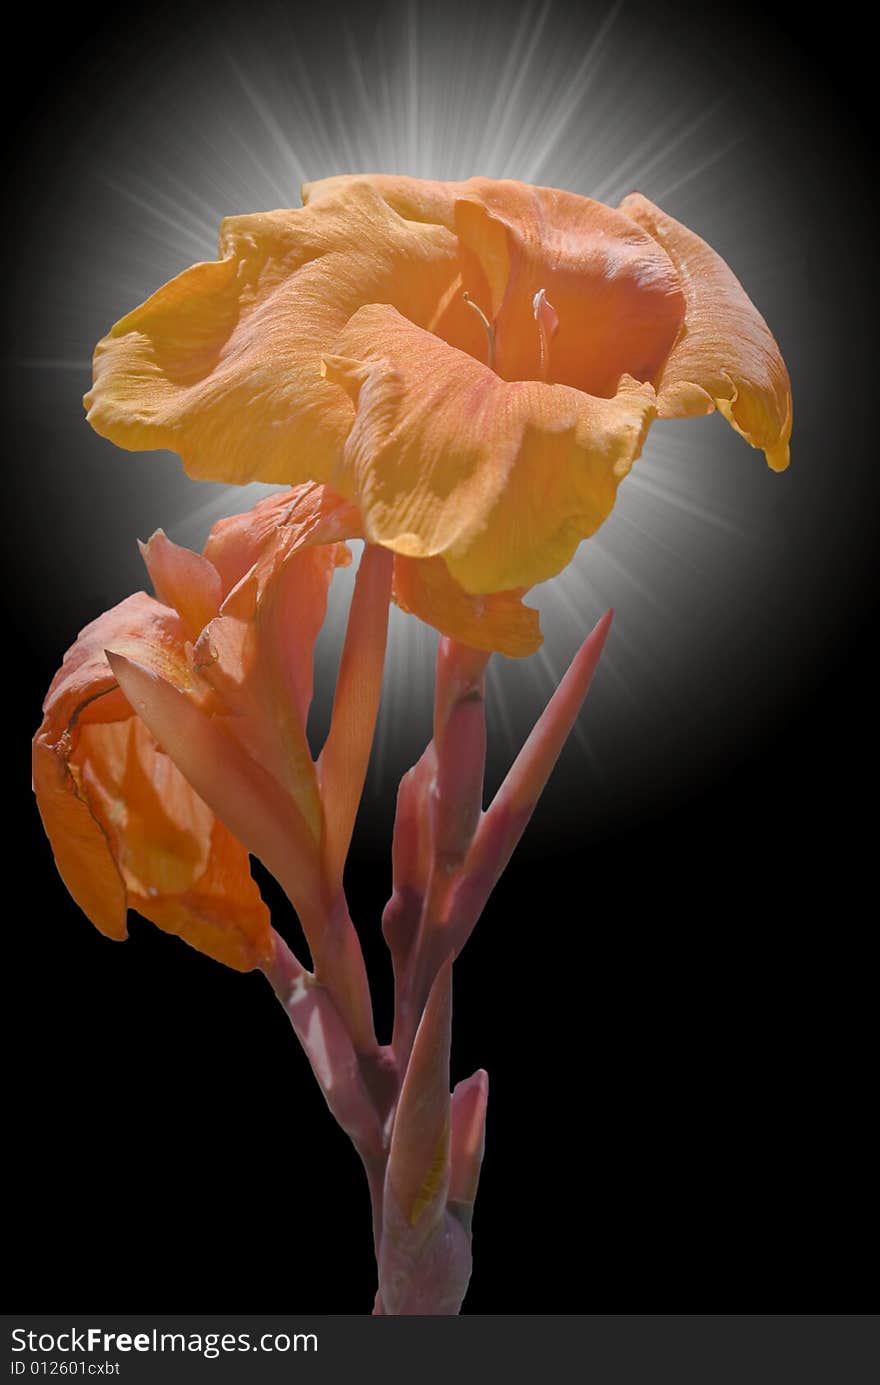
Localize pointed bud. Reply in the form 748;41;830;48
448;611;613;952
449;1069;489;1215
386;955;453;1229
380;957;473;1314
382;744;436;970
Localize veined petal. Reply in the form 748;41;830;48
32;603;271;970
107;651;328;949
73;717;272;970
392;553;541;658
85;183;465;486
303;173;460;229
619;193;792;471
324;304;656;594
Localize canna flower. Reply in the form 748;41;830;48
32;592;273;972
85;174;791;604
32;484;387;1043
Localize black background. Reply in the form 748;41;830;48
6;0;877;1311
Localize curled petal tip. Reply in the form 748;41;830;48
766;439;791;473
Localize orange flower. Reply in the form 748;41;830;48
85;175;791;604
32;485;387;1038
32;592;273;972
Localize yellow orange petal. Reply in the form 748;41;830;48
85;183;464;486
323;304;656;593
392;554;542;658
304;174;685;395
302;173;460;229
618;193;792;470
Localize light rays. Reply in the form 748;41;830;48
15;0;805;841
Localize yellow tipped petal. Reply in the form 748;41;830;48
619;192;792;469
85;184;464;486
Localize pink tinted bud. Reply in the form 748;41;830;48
386;956;453;1229
447;611;613;952
449;1069;489;1214
382;744;437;968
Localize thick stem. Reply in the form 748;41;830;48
309;889;380;1058
263;930;384;1160
318;543;393;892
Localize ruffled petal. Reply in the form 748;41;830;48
392;554;542;658
85;183;465;486
306;175;685;396
618;193;792;471
303;173;460;229
323;304;656;593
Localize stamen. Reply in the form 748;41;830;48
463;292;496;371
533;288;559;383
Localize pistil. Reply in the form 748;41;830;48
532;288;559;383
462;292;496;371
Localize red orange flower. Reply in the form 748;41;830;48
33;485;377;1021
32;592;272;972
